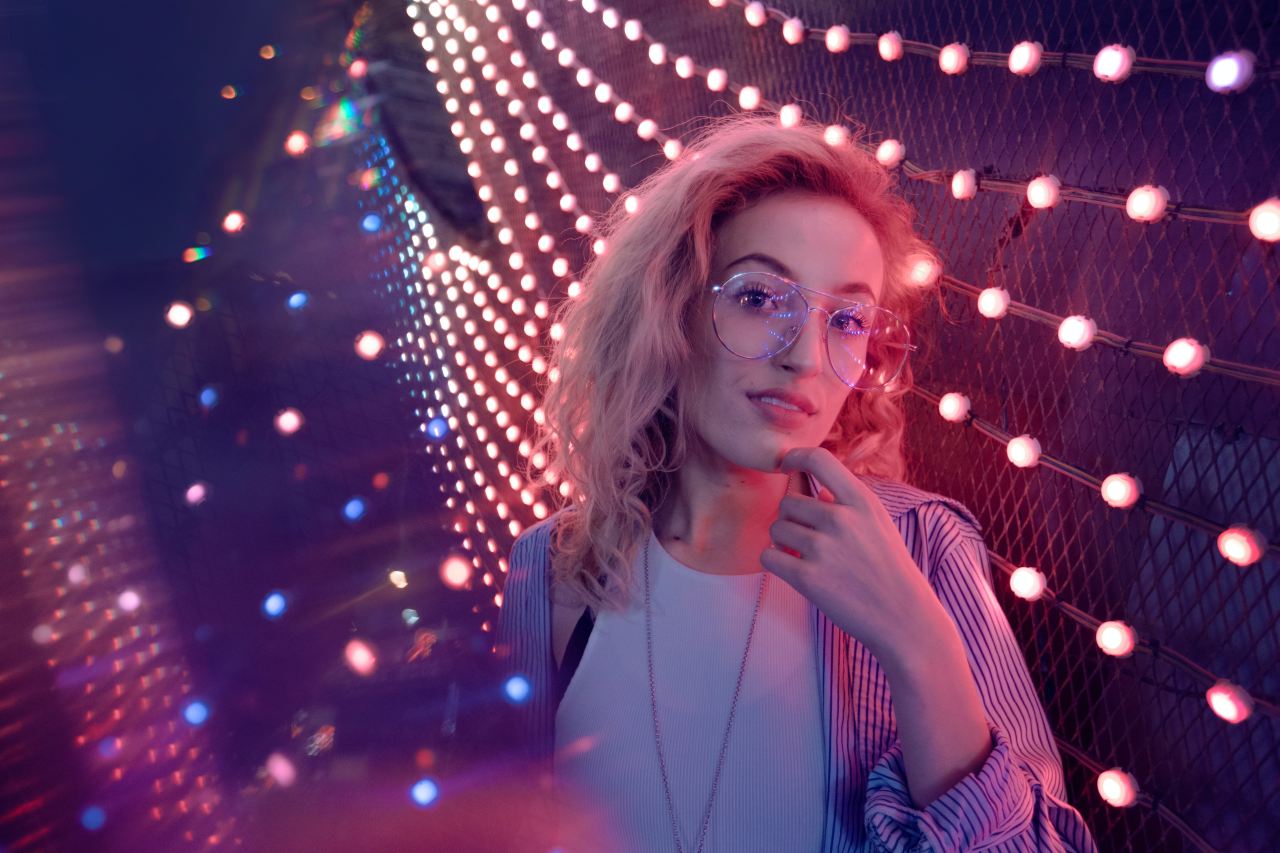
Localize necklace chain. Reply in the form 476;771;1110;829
643;476;792;853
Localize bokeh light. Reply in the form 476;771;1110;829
262;591;287;619
165;301;195;329
343;497;367;521
344;638;377;676
183;700;210;726
80;806;106;831
410;778;439;807
274;407;304;436
355;330;385;359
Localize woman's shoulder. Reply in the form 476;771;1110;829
855;472;984;538
510;505;578;562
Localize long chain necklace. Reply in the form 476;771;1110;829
643;476;792;853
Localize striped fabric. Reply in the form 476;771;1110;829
494;474;1100;852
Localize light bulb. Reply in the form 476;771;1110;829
744;2;766;27
1097;769;1139;808
1206;50;1255;93
779;104;802;128
1248;197;1280;242
1093;45;1135;82
1057;314;1096;350
738;85;761;110
675;56;695;78
1206;680;1255;723
1096;620;1136;657
875;138;905;168
1100;473;1141;509
782;18;805;45
823;125;849;146
1010;567;1047;601
878;31;903;61
1007;435;1041;468
1027;175;1061;208
951;169;977;200
1122;184;1169;223
977;287;1010;318
1009;41;1043;75
825;25;850;53
648;42;666;64
1162;337;1209;377
1217;525;1266;567
707;68;728;91
939;43;970;75
937;392;971;423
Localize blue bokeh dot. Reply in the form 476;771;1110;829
80;806;106;831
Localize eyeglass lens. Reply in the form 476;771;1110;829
713;272;911;390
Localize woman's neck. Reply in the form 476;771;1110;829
651;457;807;576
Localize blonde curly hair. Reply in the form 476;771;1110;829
529;112;937;613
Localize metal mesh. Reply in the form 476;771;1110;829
367;0;1280;849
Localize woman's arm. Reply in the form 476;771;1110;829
863;502;1100;852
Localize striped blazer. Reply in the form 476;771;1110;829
493;474;1099;851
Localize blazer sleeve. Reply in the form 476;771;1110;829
863;501;1100;852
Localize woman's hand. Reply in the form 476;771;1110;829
762;446;955;666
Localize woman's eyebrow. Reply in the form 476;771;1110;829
725;252;876;300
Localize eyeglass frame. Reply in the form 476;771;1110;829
708;269;918;391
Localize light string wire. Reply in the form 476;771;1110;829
708;0;1277;82
547;0;1276;231
938;275;1280;389
389;2;1272;833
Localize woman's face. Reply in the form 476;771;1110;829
687;190;887;474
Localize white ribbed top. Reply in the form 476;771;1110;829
553;529;824;853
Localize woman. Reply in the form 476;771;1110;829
495;113;1098;852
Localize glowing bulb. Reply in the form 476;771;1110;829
344;638;377;676
274;407;304;435
875;138;905;168
284;131;310;156
938;43;970;75
1248;197;1280;242
1010;567;1047;601
266;753;297;787
1057;315;1096;351
1217;525;1266;566
1206;680;1254;723
636;118;657;139
623;194;640;214
1161;337;1208;377
823;125;849;146
1008;41;1043;75
614;101;634;122
706;68;728;91
648;43;666;64
439;554;472;589
185;482;209;505
1125;185;1169;222
1095;620;1136;657
1006;435;1041;468
663;139;682;160
222;210;247;233
1027;175;1061;208
825;25;849;53
937;392;971;423
165;301;195;328
779;104;802;128
878;31;903;61
1093;45;1135;82
738;85;761;110
388;569;408;589
782;18;805;45
977;287;1010;319
557;47;574;67
674;56;695;78
355;330;385;360
951;169;977;200
1097;769;1139;808
907;255;940;287
1206;50;1254;93
118;589;141;612
744;2;766;27
1100;473;1142;509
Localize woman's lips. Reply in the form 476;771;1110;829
747;393;812;428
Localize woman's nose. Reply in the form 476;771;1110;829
776;308;826;376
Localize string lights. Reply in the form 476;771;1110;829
380;1;1280;842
